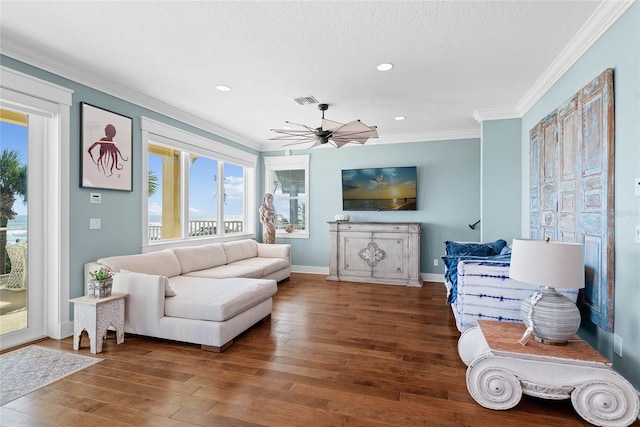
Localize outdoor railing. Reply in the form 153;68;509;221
149;220;244;241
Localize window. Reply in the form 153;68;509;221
142;117;256;248
264;155;309;238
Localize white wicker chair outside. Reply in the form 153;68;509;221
6;242;27;290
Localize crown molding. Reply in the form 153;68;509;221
374;128;481;144
473;107;521;123
0;39;262;152
516;0;635;116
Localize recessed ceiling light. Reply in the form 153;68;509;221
395;116;406;121
376;63;394;72
216;85;231;92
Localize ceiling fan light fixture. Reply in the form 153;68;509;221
376;63;394;71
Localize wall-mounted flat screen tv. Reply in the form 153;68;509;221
341;166;417;211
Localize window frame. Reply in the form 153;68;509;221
264;154;310;239
141;117;256;251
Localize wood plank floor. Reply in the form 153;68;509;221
2;273;633;426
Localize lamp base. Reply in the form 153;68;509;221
521;286;581;345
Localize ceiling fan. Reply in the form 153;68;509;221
270;103;378;148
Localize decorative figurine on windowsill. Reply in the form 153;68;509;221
259;193;276;244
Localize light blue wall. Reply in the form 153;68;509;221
264;138;483;276
520;2;640;388
481;118;521;242
0;55;260;304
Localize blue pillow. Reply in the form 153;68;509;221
444;239;507;257
500;245;512;255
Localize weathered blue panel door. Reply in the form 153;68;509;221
529;68;614;332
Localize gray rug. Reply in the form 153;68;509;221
0;345;102;406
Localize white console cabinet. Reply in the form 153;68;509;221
327;222;422;287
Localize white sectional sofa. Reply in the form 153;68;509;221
85;239;290;351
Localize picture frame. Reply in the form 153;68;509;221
81;102;133;191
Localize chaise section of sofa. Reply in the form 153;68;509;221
85;239;290;351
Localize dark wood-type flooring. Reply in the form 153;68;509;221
2;273;634;426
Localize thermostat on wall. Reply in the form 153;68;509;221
90;192;101;204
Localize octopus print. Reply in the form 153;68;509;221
87;124;129;177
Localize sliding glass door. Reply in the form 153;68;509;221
0;107;45;345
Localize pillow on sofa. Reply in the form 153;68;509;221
98;249;182;278
445;239;507;257
223;240;258;264
173;243;227;274
120;269;177;297
500;245;512;255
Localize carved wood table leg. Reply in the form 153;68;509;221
466;355;523;410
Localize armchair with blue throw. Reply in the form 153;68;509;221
442;240;579;333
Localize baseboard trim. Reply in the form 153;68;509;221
422;273;444;283
291;265;328;275
291;266;445;284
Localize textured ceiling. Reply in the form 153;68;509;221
0;1;609;150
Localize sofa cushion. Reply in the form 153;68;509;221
222;239;258;264
165;276;277;321
98;250;182;278
120;270;177;297
183;263;263;279
231;257;290;277
173;243;227;274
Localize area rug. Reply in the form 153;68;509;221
0;345;102;406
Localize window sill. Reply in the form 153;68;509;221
276;232;309;240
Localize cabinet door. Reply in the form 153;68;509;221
371;232;407;280
339;232;373;278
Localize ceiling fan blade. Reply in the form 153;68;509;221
331;135;368;145
283;121;318;132
333;126;378;139
338;120;378;134
310;139;326;148
270;129;316;136
321;118;346;132
331;139;351;148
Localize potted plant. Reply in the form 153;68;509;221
87;267;114;298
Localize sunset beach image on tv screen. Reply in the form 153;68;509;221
341;166;417;211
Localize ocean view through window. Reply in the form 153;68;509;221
142;117;256;246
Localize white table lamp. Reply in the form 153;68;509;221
509;238;585;345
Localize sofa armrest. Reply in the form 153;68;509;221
257;242;291;261
112;271;167;336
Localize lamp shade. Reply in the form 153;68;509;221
509;239;585;289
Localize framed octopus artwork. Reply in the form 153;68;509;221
81;103;133;191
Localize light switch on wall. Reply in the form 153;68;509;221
90;218;101;230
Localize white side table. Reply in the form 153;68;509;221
70;293;127;354
458;320;640;427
